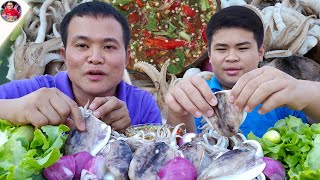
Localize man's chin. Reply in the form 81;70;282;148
85;84;116;96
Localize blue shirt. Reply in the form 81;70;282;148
0;71;162;125
195;77;307;138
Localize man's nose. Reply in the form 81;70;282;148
225;49;240;62
88;48;104;64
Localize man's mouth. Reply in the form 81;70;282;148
85;70;106;81
86;70;106;75
224;68;241;76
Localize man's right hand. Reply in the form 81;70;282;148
13;88;85;131
165;75;217;118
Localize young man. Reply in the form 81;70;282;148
0;1;162;132
2;1;20;21
165;6;320;137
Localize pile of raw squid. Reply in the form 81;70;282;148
43;92;282;180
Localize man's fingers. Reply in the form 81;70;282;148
230;68;264;103
245;79;286;111
258;90;287;114
49;96;71;124
93;97;122;118
56;90;85;131
38;104;61;125
190;76;217;106
26;110;48;128
177;79;214;117
165;93;188;115
111;118;130;133
173;85;202;117
66;118;75;129
233;72;275;111
89;96;114;111
103;107;123;125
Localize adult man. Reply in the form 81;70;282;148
0;1;162;132
2;1;20;21
165;6;320;137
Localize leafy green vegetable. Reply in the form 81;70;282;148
107;0;133;6
147;12;157;31
0;39;11;85
167;49;185;74
200;0;210;11
0;119;69;179
248;116;320;179
179;31;191;42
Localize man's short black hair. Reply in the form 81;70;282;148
6;1;14;5
206;6;264;51
60;1;130;50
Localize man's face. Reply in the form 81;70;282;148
208;27;264;89
6;2;13;10
60;16;129;98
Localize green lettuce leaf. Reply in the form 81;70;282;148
248;116;320;179
0;119;69;179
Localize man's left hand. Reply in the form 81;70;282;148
89;96;131;133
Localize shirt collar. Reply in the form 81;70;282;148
207;76;223;92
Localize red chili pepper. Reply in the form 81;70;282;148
167;0;179;10
145;48;160;56
128;12;139;23
144;38;187;50
188;41;197;50
149;1;158;7
201;25;207;43
121;4;130;11
135;0;145;7
181;4;196;17
142;30;151;37
181;17;195;33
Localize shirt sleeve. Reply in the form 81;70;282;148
139;93;162;124
282;108;307;123
0;75;55;99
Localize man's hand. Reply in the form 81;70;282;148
15;88;85;131
229;66;310;114
89;96;131;133
165;75;217;118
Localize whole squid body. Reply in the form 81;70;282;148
64;103;112;156
203;90;247;137
65;103;133;179
128;124;184;180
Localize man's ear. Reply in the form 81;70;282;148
207;49;213;65
60;48;66;62
258;45;265;62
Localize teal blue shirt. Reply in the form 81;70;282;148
195;77;307;138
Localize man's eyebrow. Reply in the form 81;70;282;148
102;37;120;45
72;35;88;41
214;43;228;47
236;41;251;46
214;41;252;47
72;36;120;45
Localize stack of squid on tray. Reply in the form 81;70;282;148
44;97;268;179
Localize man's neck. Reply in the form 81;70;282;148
72;87;117;107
